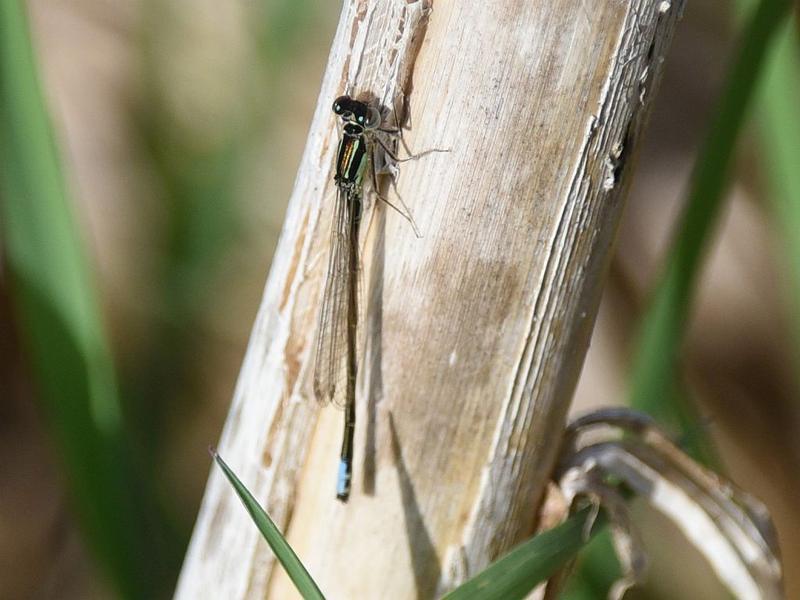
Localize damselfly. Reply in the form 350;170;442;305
313;94;430;501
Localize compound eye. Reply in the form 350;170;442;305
349;102;368;124
332;95;351;115
364;107;381;128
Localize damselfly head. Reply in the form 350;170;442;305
333;95;381;129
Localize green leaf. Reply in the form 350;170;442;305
212;451;326;600
442;507;601;600
628;0;792;458
0;2;167;597
754;10;800;376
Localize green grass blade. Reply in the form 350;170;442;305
442;507;601;600
212;451;326;600
0;2;163;597
628;0;792;443
755;14;800;371
560;529;624;600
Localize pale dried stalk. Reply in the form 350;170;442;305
555;409;784;599
175;1;685;598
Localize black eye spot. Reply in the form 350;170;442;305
333;95;352;115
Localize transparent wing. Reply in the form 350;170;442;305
313;187;360;408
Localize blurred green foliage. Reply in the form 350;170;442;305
628;0;792;458
756;11;800;370
1;0;328;597
0;1;170;597
568;0;797;597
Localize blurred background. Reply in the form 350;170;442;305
1;1;798;599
